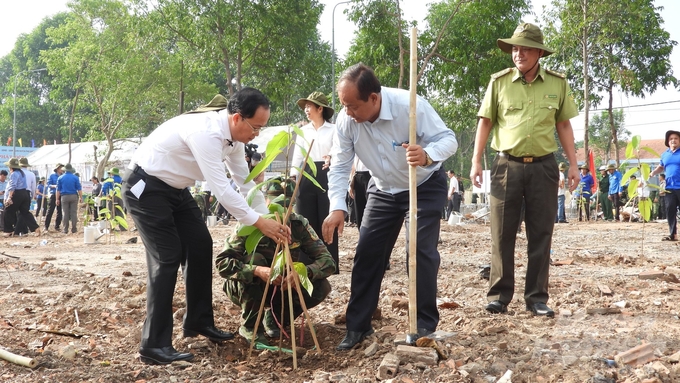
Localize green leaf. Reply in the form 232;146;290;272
293;262;313;295
245;231;265;255
292;124;306;144
627;179;639;198
621;167;638;185
640;146;661;159
268;202;286;215
631;135;641;149
301;170;325;192
245;149;282;184
266;129;292;154
114;216;128;229
640;163;651;182
625;141;635;159
246;178;272;206
639;199;652;222
237;224;258;237
270;251;285;281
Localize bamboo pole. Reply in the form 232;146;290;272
407;27;419;340
0;348;38;369
247;140;315;363
284;252;298;369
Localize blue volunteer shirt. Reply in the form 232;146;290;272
47;172;60;195
36;183;44;200
608;170;622;195
579;173;594;197
101;174;122;196
7;170;27;192
57;172;82;195
660;148;680;190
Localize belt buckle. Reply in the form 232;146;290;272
523;157;533;163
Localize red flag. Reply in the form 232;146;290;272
589;150;597;193
6;137;11;146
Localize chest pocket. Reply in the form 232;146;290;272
538;100;559;124
499;102;523;129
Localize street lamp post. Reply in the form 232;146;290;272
13;68;47;157
331;1;351;114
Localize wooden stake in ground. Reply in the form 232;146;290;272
0;348;38;369
406;27;419;343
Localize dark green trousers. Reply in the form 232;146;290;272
599;191;613;220
488;154;558;306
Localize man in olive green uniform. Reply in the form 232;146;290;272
470;23;579;318
598;166;614;221
216;178;336;344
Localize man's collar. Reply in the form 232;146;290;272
511;66;546;83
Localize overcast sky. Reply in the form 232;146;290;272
2;0;679;140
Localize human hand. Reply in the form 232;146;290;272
322;155;331;170
254;266;272;283
322;210;344;244
254;217;291;243
404;143;426;167
279;272;300;291
470;162;483;188
567;167;579;192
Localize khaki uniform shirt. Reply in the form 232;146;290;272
478;67;579;157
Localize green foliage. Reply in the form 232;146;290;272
622;135;660;223
98;178;129;239
270;251;314;295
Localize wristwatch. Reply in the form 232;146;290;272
423;152;434;167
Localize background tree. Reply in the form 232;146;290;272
588;109;629;164
42;0;214;178
422;0;530;181
0;14;69;147
141;0;331;125
544;0;677;165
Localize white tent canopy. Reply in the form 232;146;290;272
27;139;142;180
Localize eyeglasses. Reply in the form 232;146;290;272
240;114;264;133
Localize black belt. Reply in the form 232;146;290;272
355;171;370;175
498;152;553;163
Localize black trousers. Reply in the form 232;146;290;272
346;168;446;332
4;190;39;235
665;189;680;237
44;193;62;230
609;193;621;221
353;171;371;229
296;161;339;273
123;166;215;348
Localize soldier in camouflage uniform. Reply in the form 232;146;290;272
215;177;336;344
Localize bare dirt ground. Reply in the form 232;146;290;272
1;216;680;382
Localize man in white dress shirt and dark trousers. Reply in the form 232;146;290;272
123;88;291;365
322;64;458;350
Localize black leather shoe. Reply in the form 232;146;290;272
183;326;234;342
485;300;508;314
526;302;555;317
139;346;193;365
417;328;434;337
336;329;374;351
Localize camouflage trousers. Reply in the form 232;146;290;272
224;278;331;328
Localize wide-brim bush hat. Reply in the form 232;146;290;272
558;162;567;171
4;158;20;169
607;164;617;170
109;167;120;176
19;157;30;167
664;130;680;147
297;91;334;121
578;164;590;171
497;22;554;57
64;163;75;173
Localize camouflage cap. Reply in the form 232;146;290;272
266;177;296;206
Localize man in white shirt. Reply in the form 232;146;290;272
445;170;458;219
123;88;291;365
323;64;458;350
556;162;567;223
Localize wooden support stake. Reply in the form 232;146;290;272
0;348;38;369
284;252;298;369
283;241;321;351
407;27;419;339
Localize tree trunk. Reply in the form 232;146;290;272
608;85;619;166
582;0;590;158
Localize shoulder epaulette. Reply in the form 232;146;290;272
491;68;513;80
545;69;566;78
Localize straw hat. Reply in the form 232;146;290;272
4;158;20;169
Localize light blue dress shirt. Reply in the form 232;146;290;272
328;86;458;212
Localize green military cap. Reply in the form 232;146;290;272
185;94;229;114
19;157;30;167
607;164;616;170
497;22;554;57
558;162;566;171
297;91;335;121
